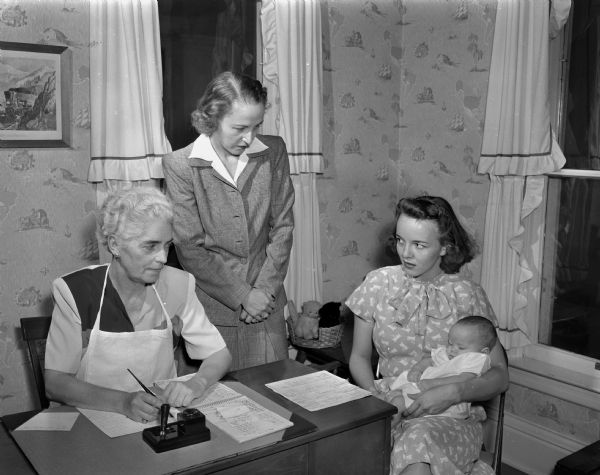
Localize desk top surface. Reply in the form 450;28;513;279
2;359;395;475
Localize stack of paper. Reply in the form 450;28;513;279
266;370;371;411
191;383;293;443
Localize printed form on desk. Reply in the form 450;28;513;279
265;370;371;411
191;382;293;443
156;376;294;443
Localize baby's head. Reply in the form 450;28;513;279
447;316;497;359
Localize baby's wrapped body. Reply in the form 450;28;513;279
375;347;490;418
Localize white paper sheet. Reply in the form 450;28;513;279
15;411;79;431
265;370;371;411
77;408;177;438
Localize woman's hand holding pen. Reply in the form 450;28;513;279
124;391;162;423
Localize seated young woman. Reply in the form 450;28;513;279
347;195;509;475
44;187;232;424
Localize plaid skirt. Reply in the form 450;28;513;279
217;311;288;370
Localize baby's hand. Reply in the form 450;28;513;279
375;379;391;392
407;367;423;383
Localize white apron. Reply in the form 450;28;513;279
75;266;177;392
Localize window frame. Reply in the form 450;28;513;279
510;169;600;410
509;7;600;406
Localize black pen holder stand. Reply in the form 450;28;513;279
142;416;210;453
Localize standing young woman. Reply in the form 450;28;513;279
348;196;508;475
162;72;294;370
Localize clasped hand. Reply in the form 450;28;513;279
241;288;275;324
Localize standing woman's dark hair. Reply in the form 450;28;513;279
191;72;268;135
395;196;477;273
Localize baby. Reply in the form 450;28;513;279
377;315;497;419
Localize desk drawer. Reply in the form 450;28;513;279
310;419;390;474
208;444;309;474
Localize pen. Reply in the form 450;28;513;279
127;368;174;418
127;368;159;397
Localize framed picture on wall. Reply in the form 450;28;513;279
0;41;72;148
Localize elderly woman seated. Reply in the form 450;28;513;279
44;187;232;423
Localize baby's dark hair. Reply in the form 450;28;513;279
455;315;498;350
395;195;477;273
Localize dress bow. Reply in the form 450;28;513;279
388;279;453;335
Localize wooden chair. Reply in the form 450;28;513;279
20;316;52;409
480;345;509;473
480;390;506;474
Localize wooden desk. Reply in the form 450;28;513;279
1;359;395;474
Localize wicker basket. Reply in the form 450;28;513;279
287;318;343;349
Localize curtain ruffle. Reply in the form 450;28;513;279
88;155;164;182
288;154;324;174
479;136;566;176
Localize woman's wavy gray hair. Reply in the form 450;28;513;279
96;187;173;249
191;71;268;135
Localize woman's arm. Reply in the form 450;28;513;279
402;340;509;418
162;347;232;407
162;273;232;407
417;373;477;391
349;316;378;393
252;136;295;297
45;369;162;422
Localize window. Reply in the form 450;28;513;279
158;0;260;150
539;0;600;363
158;0;260;268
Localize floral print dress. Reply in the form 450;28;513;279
346;265;497;475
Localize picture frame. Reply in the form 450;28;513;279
0;41;72;148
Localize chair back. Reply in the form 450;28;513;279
20;316;52;409
479;390;506;473
479;345;509;473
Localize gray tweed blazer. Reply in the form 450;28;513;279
162;134;295;327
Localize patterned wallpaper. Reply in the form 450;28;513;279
0;0;95;415
320;0;496;302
